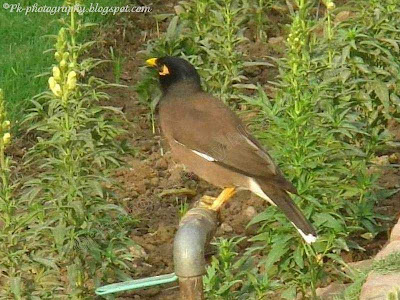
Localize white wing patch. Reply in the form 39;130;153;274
247;178;276;206
173;138;216;162
192;150;216;162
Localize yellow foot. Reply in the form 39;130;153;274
209;187;236;211
198;195;217;208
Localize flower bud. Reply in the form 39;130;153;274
52;66;62;82
60;60;67;71
49;81;62;97
63;52;70;61
55;52;62;62
2;120;10;130
67;71;77;91
327;2;335;10
2;133;11;145
48;77;57;90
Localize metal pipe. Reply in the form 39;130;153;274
173;207;218;299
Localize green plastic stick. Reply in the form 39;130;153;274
95;273;178;295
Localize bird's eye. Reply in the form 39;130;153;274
159;65;170;76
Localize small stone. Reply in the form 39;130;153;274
129;245;148;259
155;158;168;170
150;177;159;186
371;155;389;166
335;11;352;24
268;36;284;45
316;283;349;300
220;223;233;233
134;182;146;194
244;206;257;220
389;153;399;164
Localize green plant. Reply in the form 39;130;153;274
204;237;280;300
109;46;126;84
0;2;136;298
0;0;129;123
253;0;274;41
177;197;189;219
240;0;397;297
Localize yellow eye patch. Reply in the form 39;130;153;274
159;65;170;76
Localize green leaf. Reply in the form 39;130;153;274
10;277;22;299
372;81;389;112
281;285;296;300
247;209;275;227
261;239;289;271
31;256;59;271
166;16;179;39
293;246;304;268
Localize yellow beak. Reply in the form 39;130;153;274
146;58;158;67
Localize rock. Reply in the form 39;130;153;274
244;206;257;220
168;165;185;184
316;283;349;300
129;245;148;260
334;11;352;24
375;241;400;260
268;36;284;45
389;153;399;164
346;259;373;275
134;182;146;194
156;157;168;170
220;223;233;233
390;221;400;242
150;177;159;186
360;272;400;300
371;155;390;166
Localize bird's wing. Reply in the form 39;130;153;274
160;94;296;193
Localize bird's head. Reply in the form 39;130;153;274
146;56;201;94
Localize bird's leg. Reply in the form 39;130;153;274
209;187;236;211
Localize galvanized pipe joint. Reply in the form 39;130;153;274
173;207;218;299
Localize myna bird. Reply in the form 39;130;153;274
146;56;317;244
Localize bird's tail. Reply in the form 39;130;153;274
250;179;317;244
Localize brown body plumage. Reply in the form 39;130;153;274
147;57;317;243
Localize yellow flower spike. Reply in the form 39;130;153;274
52;66;62;82
2;133;11;145
67;71;77;91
